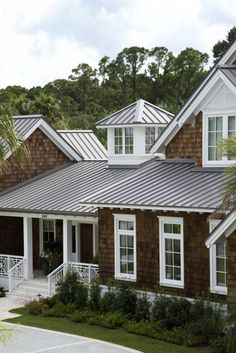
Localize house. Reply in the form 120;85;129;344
0;39;236;302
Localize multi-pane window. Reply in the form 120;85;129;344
42;220;55;250
114;214;136;281
215;242;227;287
209;220;227;294
114;128;134;155
145;126;165;153
205;114;236;164
159;217;184;288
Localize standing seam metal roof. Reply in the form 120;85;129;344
96;99;173;127
58;130;107;160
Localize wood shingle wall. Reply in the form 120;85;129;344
0;128;71;192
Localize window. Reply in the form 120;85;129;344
209;220;227;295
204;114;236;165
114;214;136;281
114;128;133;155
159;217;184;288
42;220;55;250
145;126;165;153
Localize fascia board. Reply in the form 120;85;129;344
205;211;236;248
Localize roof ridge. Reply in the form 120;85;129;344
58;130;93;133
134;99;144;122
13;115;42;119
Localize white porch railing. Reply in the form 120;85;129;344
47;262;99;297
0;254;25;292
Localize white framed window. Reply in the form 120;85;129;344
40;219;56;254
145;126;165;153
203;113;236;166
209;220;227;295
114;128;134;155
113;214;136;281
159;217;184;288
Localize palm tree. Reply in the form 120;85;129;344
0;105;28;167
214;136;236;215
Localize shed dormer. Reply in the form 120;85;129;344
96;99;174;166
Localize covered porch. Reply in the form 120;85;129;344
0;211;99;296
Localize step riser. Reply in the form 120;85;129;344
7;278;49;299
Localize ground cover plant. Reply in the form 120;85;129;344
16;271;236;352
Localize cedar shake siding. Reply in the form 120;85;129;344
165;111;202;167
0;128;72;192
98;208;226;301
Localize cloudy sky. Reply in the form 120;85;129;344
0;0;235;88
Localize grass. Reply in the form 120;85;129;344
4;308;207;353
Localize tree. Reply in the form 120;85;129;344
0;106;28;166
213;26;236;62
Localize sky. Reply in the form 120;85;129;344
0;0;235;89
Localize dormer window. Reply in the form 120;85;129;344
145;127;165;153
203;113;236;166
114;128;134;155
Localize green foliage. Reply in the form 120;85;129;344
134;293;150;322
25;299;46;316
69;310;126;329
56;270;88;309
151;295;191;329
100;285;118;313
213;26;236;62
115;284;137;317
88;276;101;311
43;302;76;318
69;309;95;323
0;286;5;297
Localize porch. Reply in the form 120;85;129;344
0;213;99;297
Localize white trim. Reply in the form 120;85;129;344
114;127;134;155
113;213;137;282
158;216;184;289
203;111;236;167
6;118;82;161
205;211;236;248
150;65;236;154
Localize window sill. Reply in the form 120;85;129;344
115;275;137;282
159;281;184;289
210;287;228;296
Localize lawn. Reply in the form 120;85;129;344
5;308;206;353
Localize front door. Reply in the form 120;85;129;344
80;223;93;263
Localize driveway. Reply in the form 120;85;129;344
0;324;141;353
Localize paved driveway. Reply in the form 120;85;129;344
0;324;141;353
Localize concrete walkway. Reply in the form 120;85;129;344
0;324;141;353
0;296;24;320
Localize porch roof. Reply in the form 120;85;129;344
0;158;228;215
0;161;136;216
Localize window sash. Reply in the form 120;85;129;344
42;220;55;251
114;128;134;155
145;126;165;153
114;214;136;281
159;217;184;288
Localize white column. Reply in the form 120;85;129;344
63;220;72;263
23;216;33;279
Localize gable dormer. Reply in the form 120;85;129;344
151;40;236;169
96;99;174;166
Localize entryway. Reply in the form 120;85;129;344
71;222;97;263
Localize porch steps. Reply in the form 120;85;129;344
7;277;48;301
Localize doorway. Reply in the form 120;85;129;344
80;223;94;263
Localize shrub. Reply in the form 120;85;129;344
56;271;88;309
88;276;101;311
0;286;5;297
69;310;95;323
25;298;46;315
134;293;150;322
115;284;137;317
187;299;225;344
151;295;191;329
94;312;126;329
100;286;118;313
43;302;76;318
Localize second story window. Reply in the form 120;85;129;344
114;128;134;155
145;127;165;153
204;114;236;165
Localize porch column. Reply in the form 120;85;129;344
23;216;33;279
63;219;72;263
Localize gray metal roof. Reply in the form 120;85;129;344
58;130;107;160
0;161;136;216
81;160;227;211
96;99;174;127
0;158;228;215
220;66;236;87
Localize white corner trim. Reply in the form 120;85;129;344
205;211;236;248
